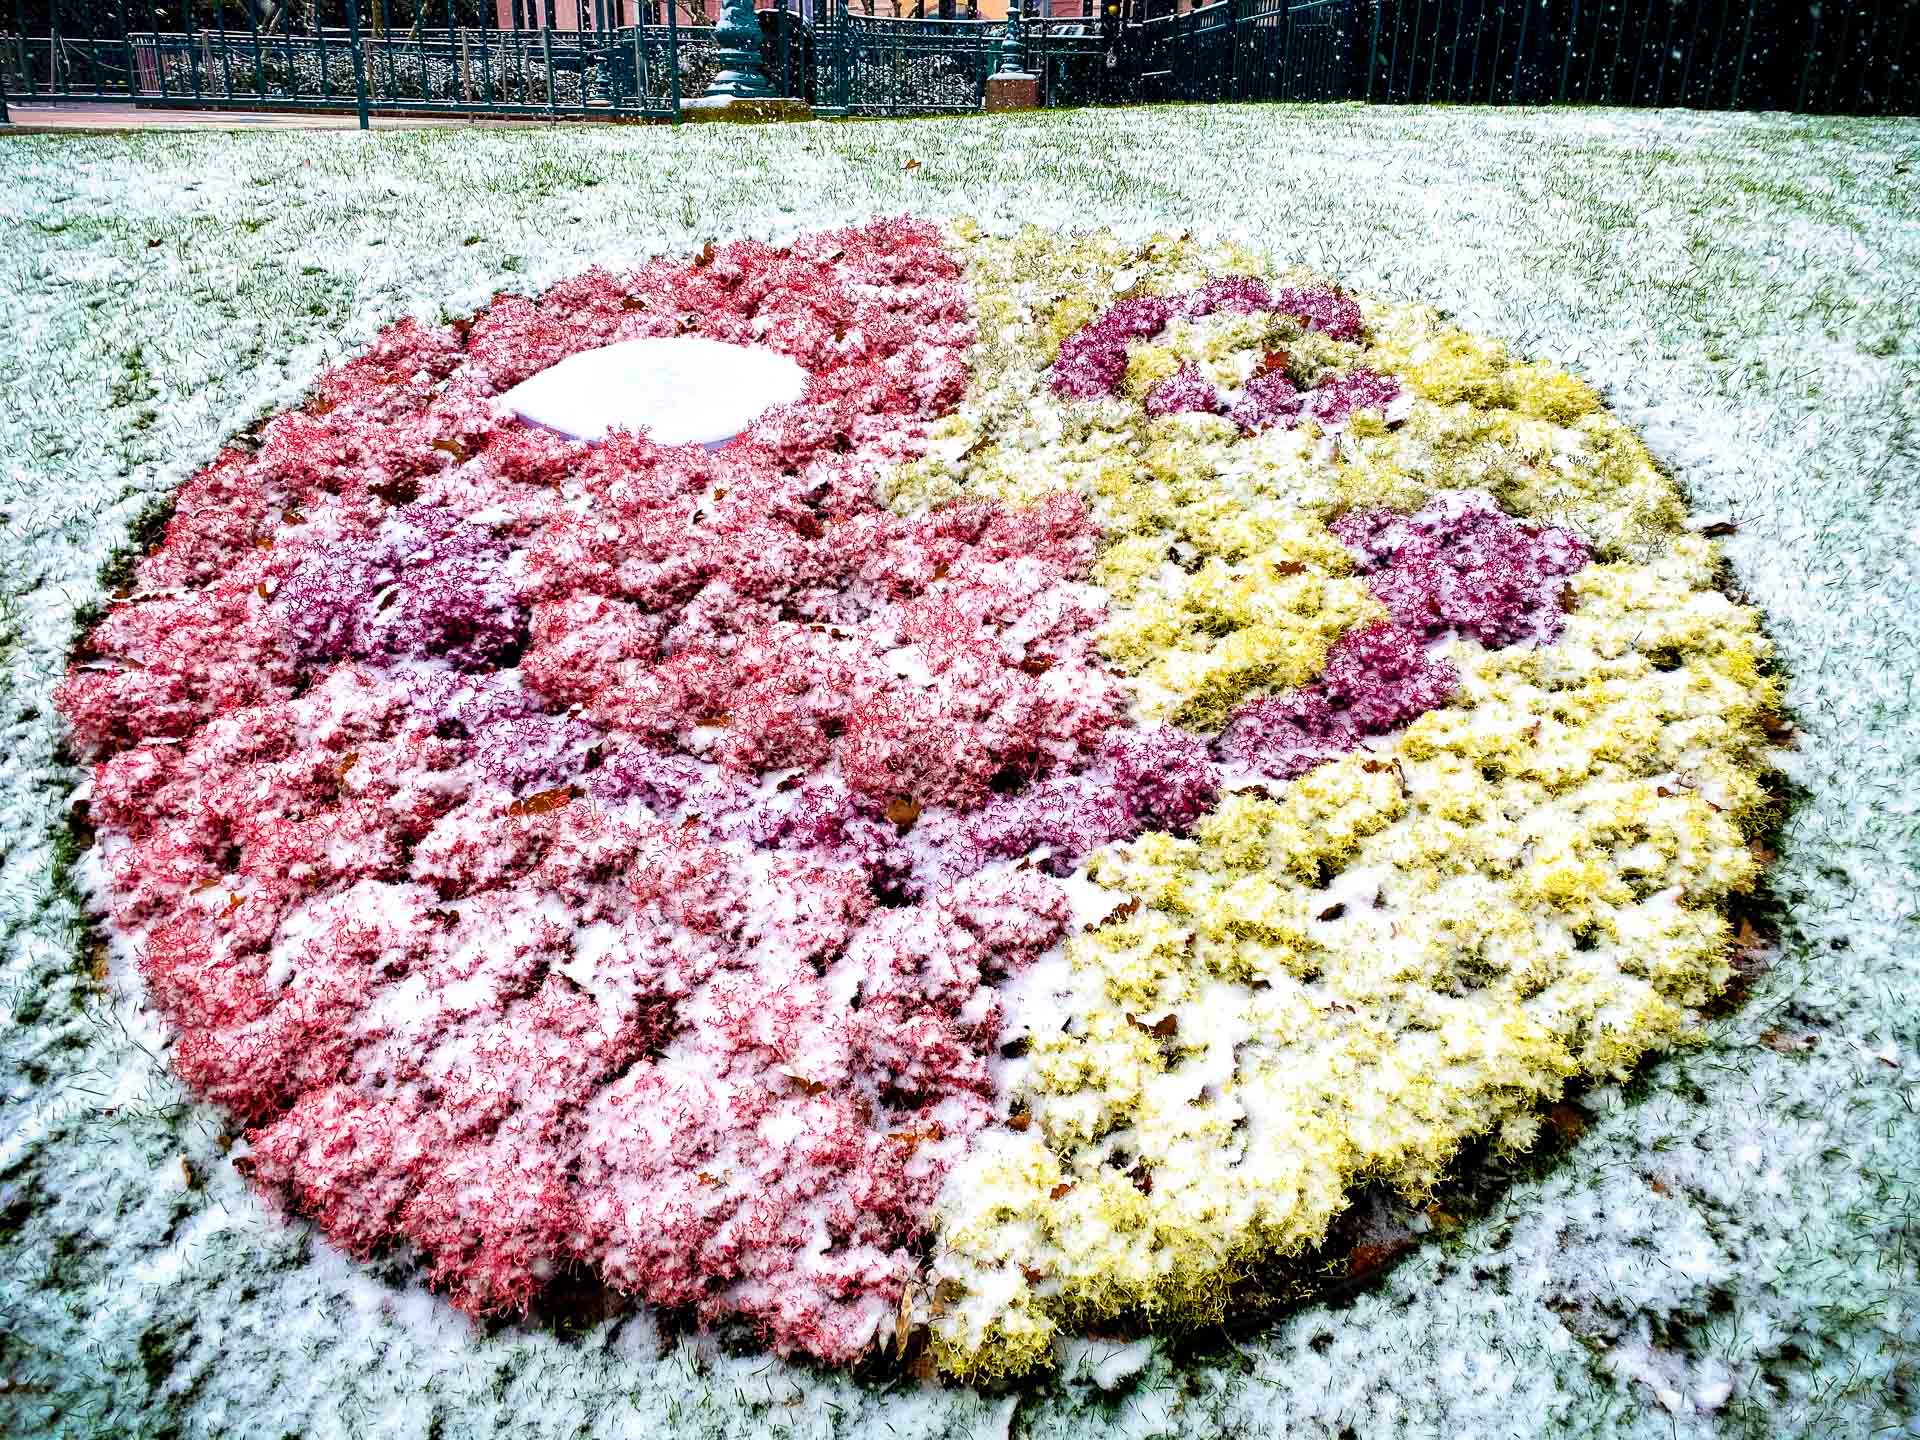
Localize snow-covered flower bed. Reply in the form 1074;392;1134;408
2;107;1915;1440
53;213;1778;1381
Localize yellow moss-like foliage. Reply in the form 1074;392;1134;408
908;224;1779;1379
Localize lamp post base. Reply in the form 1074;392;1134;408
985;72;1039;112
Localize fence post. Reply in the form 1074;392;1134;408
811;0;844;117
1365;0;1381;100
1730;0;1755;107
345;0;372;127
543;24;556;113
668;0;681;121
1511;0;1530;101
120;0;142;103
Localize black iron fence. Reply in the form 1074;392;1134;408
2;0;1914;121
0;0;810;119
1360;0;1914;113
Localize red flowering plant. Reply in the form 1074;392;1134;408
63;220;1128;1363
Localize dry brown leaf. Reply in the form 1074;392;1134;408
507;784;579;817
1545;1102;1588;1142
885;796;921;834
888;1121;944;1153
1346;1238;1413;1279
895;1282;916;1358
1126;1011;1178;1040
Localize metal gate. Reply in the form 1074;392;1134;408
813;5;995;116
1027;14;1107;108
1129;0;1351;102
1240;0;1352;101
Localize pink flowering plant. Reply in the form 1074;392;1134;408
65;221;1143;1360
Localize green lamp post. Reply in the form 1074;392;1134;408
701;0;774;98
997;0;1027;75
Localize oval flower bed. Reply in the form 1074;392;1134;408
59;218;1778;1382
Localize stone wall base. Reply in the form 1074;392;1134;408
679;96;814;123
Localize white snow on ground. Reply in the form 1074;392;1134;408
498;335;808;445
1;104;1917;1440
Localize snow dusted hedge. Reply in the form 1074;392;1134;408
57;217;1778;1381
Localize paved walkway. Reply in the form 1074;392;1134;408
0;101;558;132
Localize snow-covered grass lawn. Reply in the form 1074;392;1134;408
2;103;1917;1440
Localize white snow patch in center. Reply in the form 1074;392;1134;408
498;336;808;447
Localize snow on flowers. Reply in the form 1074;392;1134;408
58;219;1779;1382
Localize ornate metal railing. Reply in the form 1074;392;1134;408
0;0;809;121
814;5;996;116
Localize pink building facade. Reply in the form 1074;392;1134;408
490;0;1098;28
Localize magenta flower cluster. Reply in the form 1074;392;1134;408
1049;277;1394;431
1331;489;1591;648
1049;295;1175;400
1225;491;1590;779
275;503;524;669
